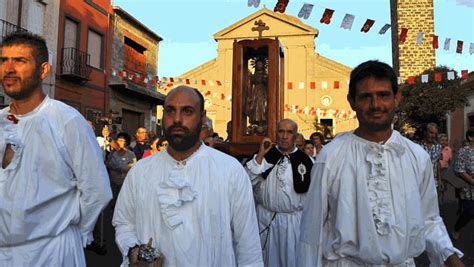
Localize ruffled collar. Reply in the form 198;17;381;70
156;144;206;230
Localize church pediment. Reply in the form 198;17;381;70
213;7;318;40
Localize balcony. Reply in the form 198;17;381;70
60;47;91;83
1;19;27;42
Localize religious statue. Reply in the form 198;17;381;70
245;57;268;129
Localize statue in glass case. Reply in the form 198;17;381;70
245;57;268;133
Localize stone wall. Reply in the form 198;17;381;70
391;0;436;81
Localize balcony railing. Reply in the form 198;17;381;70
1;19;27;42
60;47;91;83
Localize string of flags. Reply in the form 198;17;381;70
247;1;473;55
405;69;470;85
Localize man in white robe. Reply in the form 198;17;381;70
0;32;112;266
113;86;263;267
246;119;313;267
298;60;463;267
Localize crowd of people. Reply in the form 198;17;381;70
1;32;473;267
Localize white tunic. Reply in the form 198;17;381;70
113;144;263;267
0;96;112;266
299;131;462;267
246;147;306;267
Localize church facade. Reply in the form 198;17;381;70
175;8;357;139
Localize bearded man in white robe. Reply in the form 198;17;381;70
113;86;263;267
0;32;112;266
246;119;313;267
298;60;463;267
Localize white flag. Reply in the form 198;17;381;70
298;82;305;89
444;38;451;51
321;81;328;89
416;32;424;45
470;43;474;55
421;74;429;83
247;0;260;8
298;3;314;20
340;14;355;30
447;71;455;80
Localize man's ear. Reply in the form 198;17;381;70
39;62;51;80
394;90;402;107
201;109;207;122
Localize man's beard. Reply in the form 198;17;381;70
164;122;202;152
3;69;42;100
360;108;395;132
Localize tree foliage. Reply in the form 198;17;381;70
396;66;469;132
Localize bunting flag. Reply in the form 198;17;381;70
169;77;174;83
432;35;439;49
399;28;408;44
461;70;468;79
434;72;442;82
444;38;451;51
298;82;305;89
320;8;335;24
421;74;429;83
360;19;375;33
216;81;222;86
447;71;455;80
201;80;206;86
185;79;190;85
274;0;289;13
416;32;424;45
321;81;328;89
456;40;463;54
287;82;293;89
220;93;225;100
298;3;314;19
408;76;415;84
470;43;474;55
205;91;211;96
247;0;260;8
310;81;316;89
340;14;355;30
333;81;340;89
378;24;391;35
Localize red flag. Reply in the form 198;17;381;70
461;70;468;80
333;81;340;89
320;9;335;24
216;80;222;86
273;0;289;13
456;40;463;54
169;77;174;83
432;35;439;49
185;79;190;85
399;28;408;44
310;82;316;89
205;91;211;96
167;83;173;87
434;73;442;82
360;19;375;33
407;76;415;84
287;82;293;90
201;80;206;86
221;93;225;100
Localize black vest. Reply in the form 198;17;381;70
262;147;313;193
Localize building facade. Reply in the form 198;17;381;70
170;8;356;139
0;0;60;107
55;0;112;131
109;6;164;135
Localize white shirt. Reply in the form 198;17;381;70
298;131;462;267
113;144;263;267
0;96;112;266
246;147;306;267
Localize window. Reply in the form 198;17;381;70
123;36;147;77
64;17;79;49
87;29;103;69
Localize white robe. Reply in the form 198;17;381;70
246;147;306;267
298;131;463;267
113;144;263;267
0;96;112;266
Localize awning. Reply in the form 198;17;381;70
109;80;165;105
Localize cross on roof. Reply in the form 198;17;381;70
251;19;269;39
